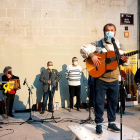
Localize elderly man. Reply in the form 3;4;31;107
80;23;129;134
39;61;61;114
65;57;82;112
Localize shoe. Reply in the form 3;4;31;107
69;108;73;112
40;111;45;114
9;114;15;117
96;125;103;134
77;108;82;111
48;110;54;113
108;123;120;133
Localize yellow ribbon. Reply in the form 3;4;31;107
3;81;15;93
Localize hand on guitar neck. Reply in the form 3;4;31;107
121;55;128;62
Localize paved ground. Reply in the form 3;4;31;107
0;104;140;140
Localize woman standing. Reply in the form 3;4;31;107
2;66;19;117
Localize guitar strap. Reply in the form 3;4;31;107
104;44;110;52
100;39;110;52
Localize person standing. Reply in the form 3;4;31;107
39;61;61;114
80;23;129;134
65;57;82;112
2;66;20;117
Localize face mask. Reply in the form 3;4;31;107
104;31;114;43
73;61;78;66
8;71;12;74
48;66;53;70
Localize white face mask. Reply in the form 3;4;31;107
104;31;114;43
73;61;78;66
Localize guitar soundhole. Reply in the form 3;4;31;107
105;58;111;64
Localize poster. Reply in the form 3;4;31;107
120;50;138;101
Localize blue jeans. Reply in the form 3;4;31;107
94;79;119;123
42;87;55;111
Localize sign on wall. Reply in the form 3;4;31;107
120;13;134;25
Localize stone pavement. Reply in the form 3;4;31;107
0;104;140;140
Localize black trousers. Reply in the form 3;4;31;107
95;79;119;123
69;85;81;109
6;93;15;116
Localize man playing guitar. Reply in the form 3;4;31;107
80;23;128;134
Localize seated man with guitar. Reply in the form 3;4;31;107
2;66;20;117
80;23;129;134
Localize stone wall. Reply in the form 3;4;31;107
0;0;138;109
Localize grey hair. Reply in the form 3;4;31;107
3;66;12;75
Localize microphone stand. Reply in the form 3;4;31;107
80;85;94;124
20;79;43;125
80;68;94;124
111;38;127;140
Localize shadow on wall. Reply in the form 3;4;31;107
13;94;26;110
33;67;45;104
59;64;69;108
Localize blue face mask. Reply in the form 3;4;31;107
104;31;114;43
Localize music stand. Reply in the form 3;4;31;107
20;79;43;125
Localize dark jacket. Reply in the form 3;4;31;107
134;68;140;84
39;69;62;92
2;75;19;82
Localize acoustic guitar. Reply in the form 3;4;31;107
86;50;140;78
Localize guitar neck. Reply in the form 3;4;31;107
123;50;140;57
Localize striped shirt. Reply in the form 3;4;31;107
65;64;82;86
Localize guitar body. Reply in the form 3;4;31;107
86;51;118;78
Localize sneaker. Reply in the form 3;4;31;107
77;108;82;111
96;125;103;134
69;108;73;112
40;111;45;114
108;123;120;133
